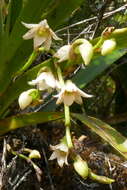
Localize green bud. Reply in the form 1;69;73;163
29;150;41;159
89;170;115;184
73;155;89;179
101;38;116;56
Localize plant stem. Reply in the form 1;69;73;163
64;105;73;148
93;36;104;50
13;48;44;78
56;65;64;87
56;65;73;148
7;144;42;175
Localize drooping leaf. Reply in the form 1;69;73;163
73;113;127;159
0;111;63;135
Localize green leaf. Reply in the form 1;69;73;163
4;0;23;38
73;113;127;159
0;0;85;94
46;0;85;28
0;0;52;93
73;48;127;88
0;112;63;135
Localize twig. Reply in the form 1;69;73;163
0;138;7;189
71;23;95;42
7;144;42;182
56;4;127;33
42;147;55;190
12;170;32;190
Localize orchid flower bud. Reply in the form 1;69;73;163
18;89;40;110
89;170;115;184
73;155;89;179
78;40;93;65
101;38;116;56
29;150;41;159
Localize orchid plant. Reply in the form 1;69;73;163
16;18;120;183
1;0;127;186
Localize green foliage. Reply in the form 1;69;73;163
0;0;127;173
73;113;127;159
0;112;63;135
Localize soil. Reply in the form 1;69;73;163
0;121;127;190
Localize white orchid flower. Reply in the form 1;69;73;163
54;44;71;62
55;80;93;106
49;141;69;168
18;89;39;110
22;19;61;50
28;71;59;91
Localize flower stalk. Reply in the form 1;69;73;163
14;50;39;78
56;65;73;149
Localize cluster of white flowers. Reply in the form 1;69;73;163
19;71;92;109
19;19;93;110
18;19;94;168
18;19;117;174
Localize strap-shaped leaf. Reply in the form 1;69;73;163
0;112;63;135
0;0;85;94
73;48;127;88
73;113;127;159
0;0;52;93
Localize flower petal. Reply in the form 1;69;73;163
50;29;61;40
39;19;49;28
63;93;75;106
28;73;45;85
55;143;68;152
54;45;71;62
38;81;48;90
49;152;57;160
75;94;83;104
64;154;69;165
44;72;56;88
77;88;93;98
79;41;93;65
57;156;65;168
34;35;46;49
44;36;52;50
56;93;64;105
22;28;36;39
21;21;39;29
